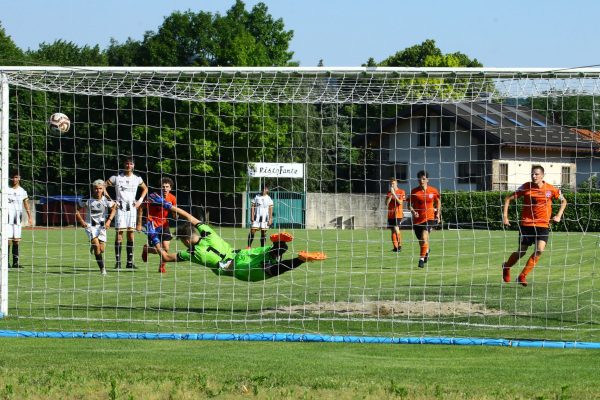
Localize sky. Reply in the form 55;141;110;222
2;0;600;69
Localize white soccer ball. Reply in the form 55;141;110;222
49;112;70;133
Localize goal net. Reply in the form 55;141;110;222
0;67;599;344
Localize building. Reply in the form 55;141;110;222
355;102;599;192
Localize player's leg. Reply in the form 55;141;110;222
91;237;106;274
247;227;258;248
502;226;532;283
260;228;268;247
114;229;124;269
263;249;327;277
413;225;428;268
11;223;23;268
517;228;548;286
126;229;136;269
393;225;402;252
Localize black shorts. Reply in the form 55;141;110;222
387;218;403;228
519;226;549;246
413;220;437;240
147;225;173;245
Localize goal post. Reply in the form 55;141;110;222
0;66;599;346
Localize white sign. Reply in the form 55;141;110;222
248;162;304;178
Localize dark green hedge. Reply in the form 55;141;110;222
441;191;600;232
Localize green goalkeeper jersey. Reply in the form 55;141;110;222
177;223;278;282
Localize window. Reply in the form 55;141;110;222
478;115;499;125
497;163;508;190
389;163;408;182
417;116;451;147
506;117;525;127
532;119;547;127
561;166;571;188
457;162;486;184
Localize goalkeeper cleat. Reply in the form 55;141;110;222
502;263;511;283
418;258;425;269
270;232;293;243
517;274;528;287
297;251;327;262
141;244;148;263
158;263;166;274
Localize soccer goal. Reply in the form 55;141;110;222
0;66;599;346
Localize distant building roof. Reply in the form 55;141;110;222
571;128;600;144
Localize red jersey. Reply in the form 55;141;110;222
147;192;176;227
408;186;440;225
386;189;406;219
514;182;562;228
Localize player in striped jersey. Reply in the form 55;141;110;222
75;180;117;275
247;185;274;248
6;171;33;269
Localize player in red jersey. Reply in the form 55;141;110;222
408;170;441;269
385;178;406;252
502;165;567;286
140;177;177;273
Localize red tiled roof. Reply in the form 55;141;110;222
571;128;600;144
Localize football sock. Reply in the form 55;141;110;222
12;243;19;266
260;232;266;247
126;240;134;264
504;252;520;269
95;253;105;270
247;232;255;247
420;243;429;258
392;231;399;249
264;259;304;277
115;242;122;263
521;254;540;277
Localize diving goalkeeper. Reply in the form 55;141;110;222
144;193;327;282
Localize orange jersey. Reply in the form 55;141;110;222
147;192;176;227
409;186;440;225
386;189;406;219
514;182;562;228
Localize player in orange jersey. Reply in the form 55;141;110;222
385;178;406;252
408;170;441;268
502;165;567;286
140;177;177;273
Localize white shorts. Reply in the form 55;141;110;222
7;224;22;239
251;220;270;229
115;208;137;230
85;226;107;242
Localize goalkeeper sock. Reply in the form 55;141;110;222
264;259;303;277
247;232;255;247
392;231;400;249
95;253;105;270
260;232;266;247
504;252;520;269
126;240;134;264
521;254;540;278
420;243;429;258
115;242;122;263
12;243;19;266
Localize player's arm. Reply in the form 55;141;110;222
553;195;568;223
503;193;517;226
156;247;178;262
136;181;148;208
75;205;87;228
268;204;274;227
169;205;201;226
105;203;117;229
435;195;442;223
385;193;392;206
250;201;256;223
23;197;32;226
408;195;418;218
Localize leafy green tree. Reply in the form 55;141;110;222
0;22;24;64
27;40;107;66
378;39;482;67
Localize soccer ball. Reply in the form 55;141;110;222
48;112;70;133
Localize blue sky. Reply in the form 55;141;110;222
2;0;599;68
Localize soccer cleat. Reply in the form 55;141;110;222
418;259;425;269
126;263;137;270
141;244;148;263
114;262;121;270
517;274;528;287
270;232;294;243
12;264;23;269
392;247;401;252
100;268;107;276
158;263;167;274
246;246;251;250
502;263;511;283
297;251;327;262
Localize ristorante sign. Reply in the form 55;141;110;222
248;162;304;178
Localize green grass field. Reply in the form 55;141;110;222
0;227;599;342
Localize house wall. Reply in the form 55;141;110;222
305;192;385;229
491;159;576;191
575;156;600;187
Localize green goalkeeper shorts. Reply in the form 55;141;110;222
232;246;277;282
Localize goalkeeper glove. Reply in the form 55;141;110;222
144;221;160;247
148;192;172;210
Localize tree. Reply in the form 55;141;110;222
27;40;107;66
0;22;24;64
377;39;482;68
